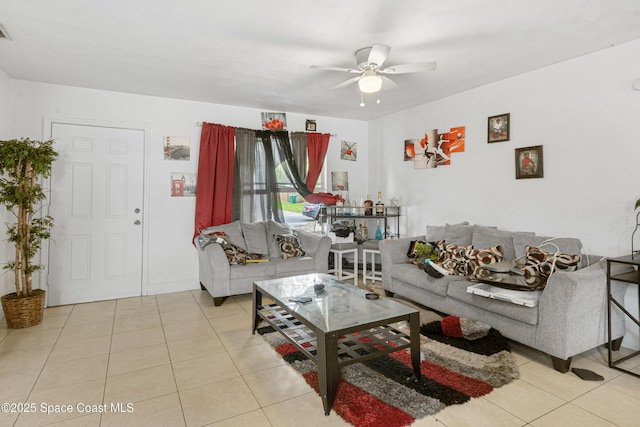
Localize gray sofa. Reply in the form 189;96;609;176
380;222;632;372
197;220;331;306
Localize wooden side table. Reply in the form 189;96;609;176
606;255;640;377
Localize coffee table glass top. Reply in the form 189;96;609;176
254;273;417;333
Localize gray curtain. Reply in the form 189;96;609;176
291;132;308;185
232;128;284;223
269;130;313;200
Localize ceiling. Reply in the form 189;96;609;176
1;0;640;121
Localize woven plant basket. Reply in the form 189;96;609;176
1;289;46;329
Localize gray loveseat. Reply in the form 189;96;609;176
380;222;632;372
197;220;331;306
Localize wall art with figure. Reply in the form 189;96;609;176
515;145;543;179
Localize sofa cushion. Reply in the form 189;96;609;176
444;224;474;246
201;221;245;248
242;221;269;255
446;282;539;325
391;263;466;297
274;234;306;259
230;261;277;280
472;228;534;261
267;220;293;257
272;256;317;275
513;235;583;266
426;221;469;241
426;225;446;241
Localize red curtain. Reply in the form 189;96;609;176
306;132;330;192
194;123;235;242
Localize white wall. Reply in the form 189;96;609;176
0;67;10;299
0;68;9;138
369;38;640;349
8;81;368;297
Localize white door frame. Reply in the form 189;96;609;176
42;116;152;304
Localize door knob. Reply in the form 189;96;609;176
134;220;141;225
135;208;141;213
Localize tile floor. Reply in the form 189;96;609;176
0;283;638;427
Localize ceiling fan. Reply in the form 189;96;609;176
311;43;437;94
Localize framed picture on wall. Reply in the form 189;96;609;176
163;136;190;160
488;113;510;143
261;112;287;130
515;145;543;179
340;141;357;161
170;172;197;197
305;120;316;131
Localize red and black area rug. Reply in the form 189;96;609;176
257;317;520;427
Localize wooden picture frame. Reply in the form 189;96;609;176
515;145;543;179
305;120;316;132
488;113;510;143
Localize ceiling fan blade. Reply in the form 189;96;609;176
378;61;437;74
310;65;360;73
367;44;391;67
332;75;361;89
380;76;398;91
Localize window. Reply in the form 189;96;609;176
275;159;325;230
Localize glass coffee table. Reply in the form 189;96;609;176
252;273;421;415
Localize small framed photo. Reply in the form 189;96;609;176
305;120;316;131
515;145;543;179
488;113;510;143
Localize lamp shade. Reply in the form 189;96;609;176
358;72;382;93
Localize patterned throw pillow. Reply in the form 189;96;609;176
518;245;580;279
466;246;504;276
222;243;248;265
437;244;504;277
274;234;306;259
199;231;249;264
438;244;474;276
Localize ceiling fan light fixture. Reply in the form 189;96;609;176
358;72;382;93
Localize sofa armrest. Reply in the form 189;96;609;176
197;243;232;298
535;258;632;359
379;235;423;292
296;229;331;272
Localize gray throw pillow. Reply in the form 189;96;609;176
444;224;475;247
241;221;269;255
426;225;446;241
200;221;245;248
472;228;535;260
426;221;469;241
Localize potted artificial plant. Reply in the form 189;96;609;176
0;138;58;328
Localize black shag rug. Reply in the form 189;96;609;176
257;317;520;427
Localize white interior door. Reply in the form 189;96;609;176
48;123;144;305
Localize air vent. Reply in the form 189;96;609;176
0;23;11;40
